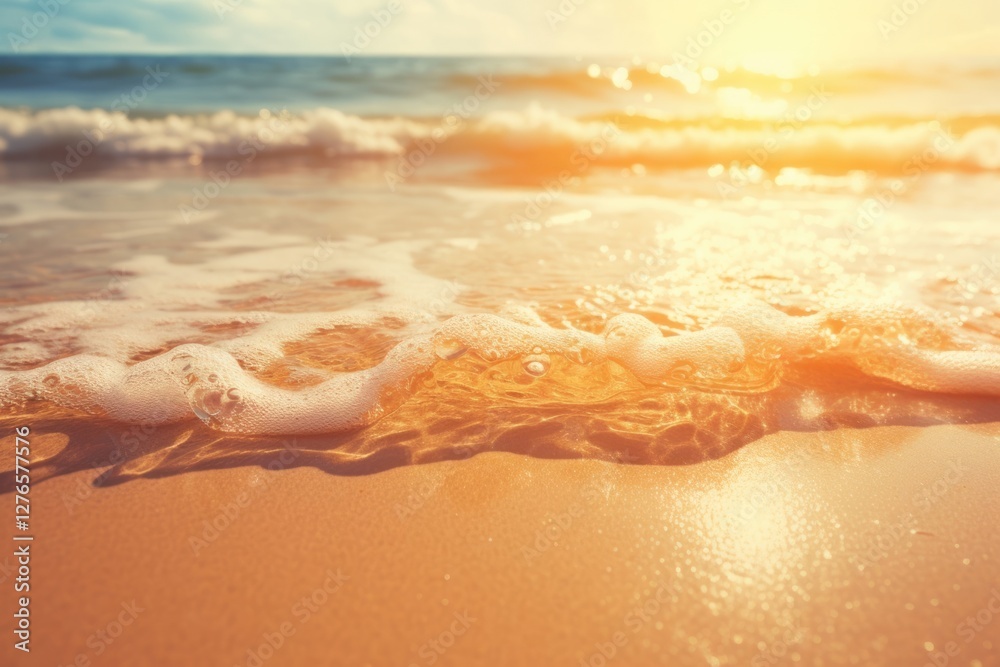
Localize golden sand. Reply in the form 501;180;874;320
3;423;999;667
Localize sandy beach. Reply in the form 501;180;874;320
4;12;1000;665
3;422;998;667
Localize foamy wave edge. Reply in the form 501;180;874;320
2;300;998;436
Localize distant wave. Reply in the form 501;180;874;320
445;63;976;97
0;106;419;161
2;105;999;175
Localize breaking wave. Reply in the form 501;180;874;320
2;106;1000;175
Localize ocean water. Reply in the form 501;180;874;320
0;55;998;472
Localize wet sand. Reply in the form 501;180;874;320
3;423;1000;667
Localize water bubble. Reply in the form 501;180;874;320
670;363;695;382
433;336;467;360
197;390;224;417
522;353;551;377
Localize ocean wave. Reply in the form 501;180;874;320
0;107;421;162
452;107;1000;174
2;106;1000;175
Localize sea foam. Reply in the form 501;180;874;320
3;298;998;435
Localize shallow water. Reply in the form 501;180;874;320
1;56;999;475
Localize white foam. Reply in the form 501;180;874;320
0;232;457;367
4;299;997;435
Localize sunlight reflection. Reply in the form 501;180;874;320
694;463;824;579
715;87;788;119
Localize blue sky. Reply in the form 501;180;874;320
4;0;1000;63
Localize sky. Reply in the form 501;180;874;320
4;0;1000;66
